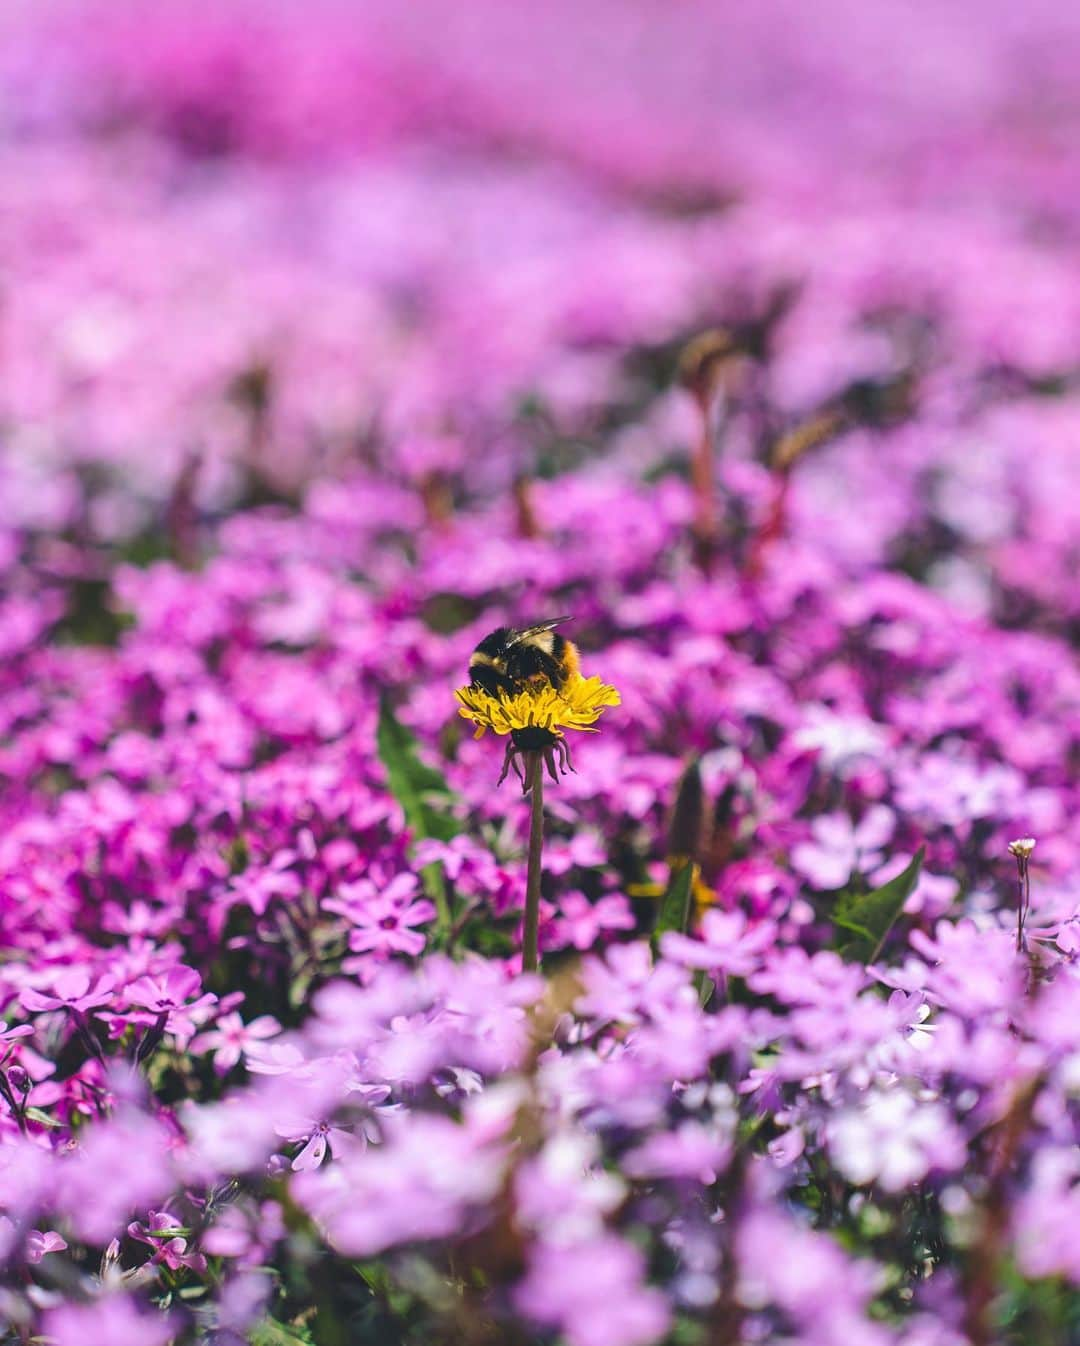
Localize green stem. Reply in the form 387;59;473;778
522;755;545;974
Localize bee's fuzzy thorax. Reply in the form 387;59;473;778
467;619;577;697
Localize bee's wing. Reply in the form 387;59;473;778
508;616;571;644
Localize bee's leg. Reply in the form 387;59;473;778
470;663;516;698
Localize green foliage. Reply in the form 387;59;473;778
651;861;696;951
833;847;925;964
376;698;463;930
377;698;462;846
250;1318;317;1346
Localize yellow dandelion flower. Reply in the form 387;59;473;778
454;673;620;741
454;672;620;792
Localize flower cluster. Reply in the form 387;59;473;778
0;3;1078;1345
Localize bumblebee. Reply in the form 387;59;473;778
468;618;579;698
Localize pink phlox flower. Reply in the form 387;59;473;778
244;1039;309;1076
25;1228;67;1262
575;942;689;1026
329;874;437;961
893;752;1024;829
100;900;175;939
829;1087;965;1191
291;1114;508;1257
121;965;217;1045
515;1233;670;1346
738;1207;886;1341
748;946;867;1007
908;920;1023;1015
127;1209;207;1272
323;871;419;922
0;1021;34;1047
885;990;938;1053
623;1121;731;1184
1013;1148;1080;1282
343;1080;399;1145
791;705;889;771
790;805;895;890
552;891;635;951
544;830;607;876
21;969;116;1015
514;1131;625;1244
226;850;302;917
45;1293;176;1346
190;1012;282;1074
275;1115;358;1171
661;910;778;978
0;1218;67;1263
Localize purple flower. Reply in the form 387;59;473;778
327;875;438;961
125;965;206;1015
515;1235;670;1346
661;911;777;978
127;1210;207;1273
190;1012;282;1075
121;966;218;1047
292;1114;507;1256
21;971;116;1015
26;1228;68;1262
226;851;303;917
623;1121;731;1184
274;1116;358;1171
0;1021;33;1046
829;1088;965;1190
790;805;895;890
514;1132;625;1243
551;891;635;951
45;1294;175;1346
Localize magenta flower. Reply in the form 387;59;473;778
623;1121;731;1184
226;851;303;917
46;1294;175;1346
551;891;635;951
190;1012;282;1075
661;910;778;978
113;965;218;1055
515;1235;670;1346
26;1228;68;1262
790;805;895;890
274;1116;358;1171
829;1088;965;1190
21;971;116;1015
327;875;438;961
127;1210;207;1273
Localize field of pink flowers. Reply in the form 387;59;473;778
1;3;1079;1344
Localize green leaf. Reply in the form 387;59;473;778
24;1106;62;1129
651;861;696;952
834;847;925;964
249;1317;317;1346
376;698;463;929
377;698;462;844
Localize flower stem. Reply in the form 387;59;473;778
690;393;717;555
522;754;545;973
